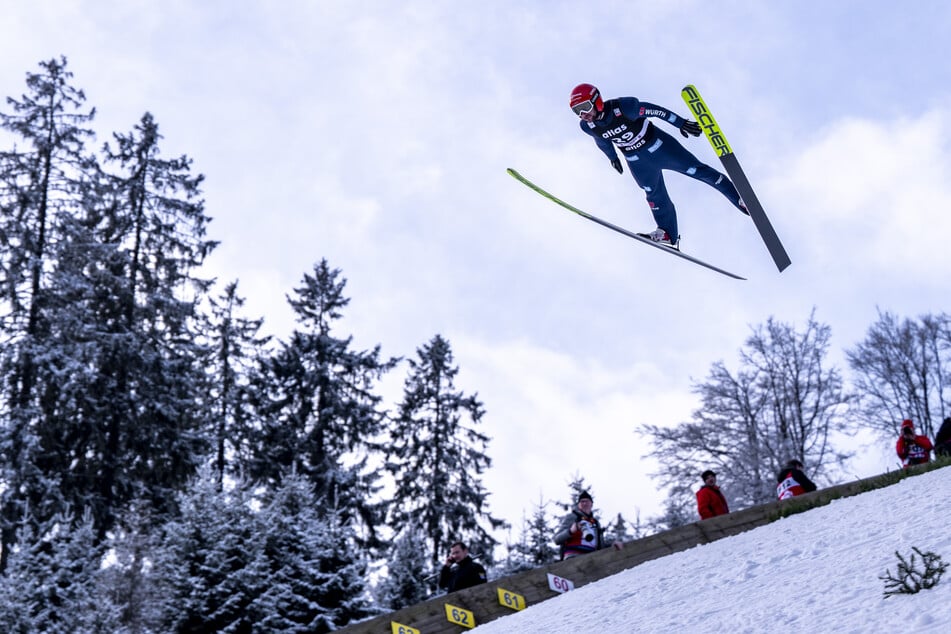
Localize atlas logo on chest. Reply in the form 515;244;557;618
601;124;628;139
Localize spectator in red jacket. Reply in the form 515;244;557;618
896;419;933;468
776;459;817;500
696;470;729;519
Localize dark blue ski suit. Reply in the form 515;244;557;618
578;97;744;241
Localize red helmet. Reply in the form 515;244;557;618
570;83;603;117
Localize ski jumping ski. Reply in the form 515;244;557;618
681;85;791;272
506;168;746;281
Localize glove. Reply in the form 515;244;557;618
611;158;623;174
680;120;702;138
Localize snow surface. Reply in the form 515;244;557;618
473;467;951;633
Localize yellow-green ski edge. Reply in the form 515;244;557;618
506;168;746;281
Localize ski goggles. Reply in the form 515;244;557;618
571;99;597;116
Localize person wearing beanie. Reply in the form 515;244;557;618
896;419;933;468
552;490;623;560
696;470;730;520
776;459;818;500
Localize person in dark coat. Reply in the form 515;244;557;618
776;459;818;500
437;541;487;593
935;417;951;458
696;470;729;519
896;418;933;468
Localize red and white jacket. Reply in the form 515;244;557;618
776;467;817;501
897;432;933;468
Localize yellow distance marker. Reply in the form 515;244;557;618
390;621;421;634
497;587;526;611
444;603;476;629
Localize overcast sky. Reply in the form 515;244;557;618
3;1;951;540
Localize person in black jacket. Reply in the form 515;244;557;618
934;417;951;458
437;541;487;593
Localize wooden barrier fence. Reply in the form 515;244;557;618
339;461;947;634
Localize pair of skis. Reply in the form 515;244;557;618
509;85;790;280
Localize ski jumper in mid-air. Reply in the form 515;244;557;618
569;83;748;249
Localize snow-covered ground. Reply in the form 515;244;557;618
473;467;951;633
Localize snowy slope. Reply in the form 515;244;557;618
473;467;951;633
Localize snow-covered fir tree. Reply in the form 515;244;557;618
386;334;505;574
0;56;97;571
147;468;377;632
645;496;696;533
250;472;374;632
606;510;646;543
375;526;432;610
499;496;557;575
90;109;215;533
250;259;397;550
1;59;217;569
152;468;264;632
99;502;167;633
202;280;270;487
0;507;122;632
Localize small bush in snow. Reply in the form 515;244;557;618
879;547;948;597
